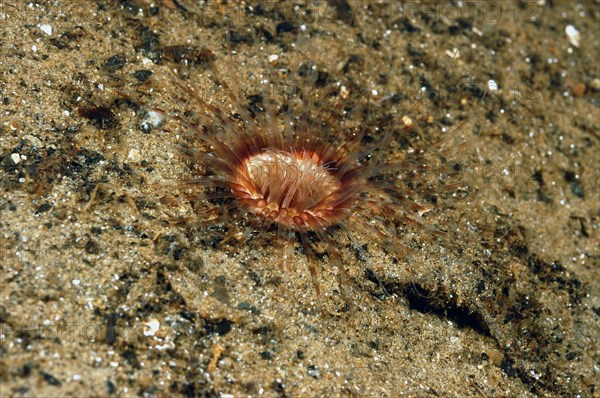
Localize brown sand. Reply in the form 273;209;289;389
1;1;598;397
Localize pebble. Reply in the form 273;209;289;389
565;25;580;48
39;24;52;36
127;148;142;162
143;318;160;336
133;69;153;82
103;54;126;71
140;110;163;132
40;370;61;386
307;365;321;378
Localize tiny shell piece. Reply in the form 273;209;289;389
565;25;580;48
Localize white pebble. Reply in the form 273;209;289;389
487;79;499;92
39;24;52;36
10;153;21;164
143;319;160;336
127;148;142;162
140;110;163;131
565;25;580;48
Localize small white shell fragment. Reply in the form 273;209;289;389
143;318;160;336
445;48;460;58
39;24;52;36
565;25;580;48
487;79;499;92
127;148;142;162
268;54;278;63
140;110;164;131
10;153;21;164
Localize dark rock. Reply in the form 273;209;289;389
40;370;61;386
133;69;153;82
103;54;126;71
276;21;295;34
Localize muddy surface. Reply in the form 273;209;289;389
0;1;598;397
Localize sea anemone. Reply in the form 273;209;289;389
143;47;468;307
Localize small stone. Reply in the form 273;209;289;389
127;148;142;162
103;54;126;71
570;181;585;198
39;24;52;36
133;69;153;82
276;21;294;34
85;239;99;254
487;79;499;92
36;203;52;213
10;153;20;164
143;318;160;336
40;370;61;386
565;25;580;48
140;110;163;133
307;365;320;378
204;319;232;336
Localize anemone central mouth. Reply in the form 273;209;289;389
231;149;346;229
